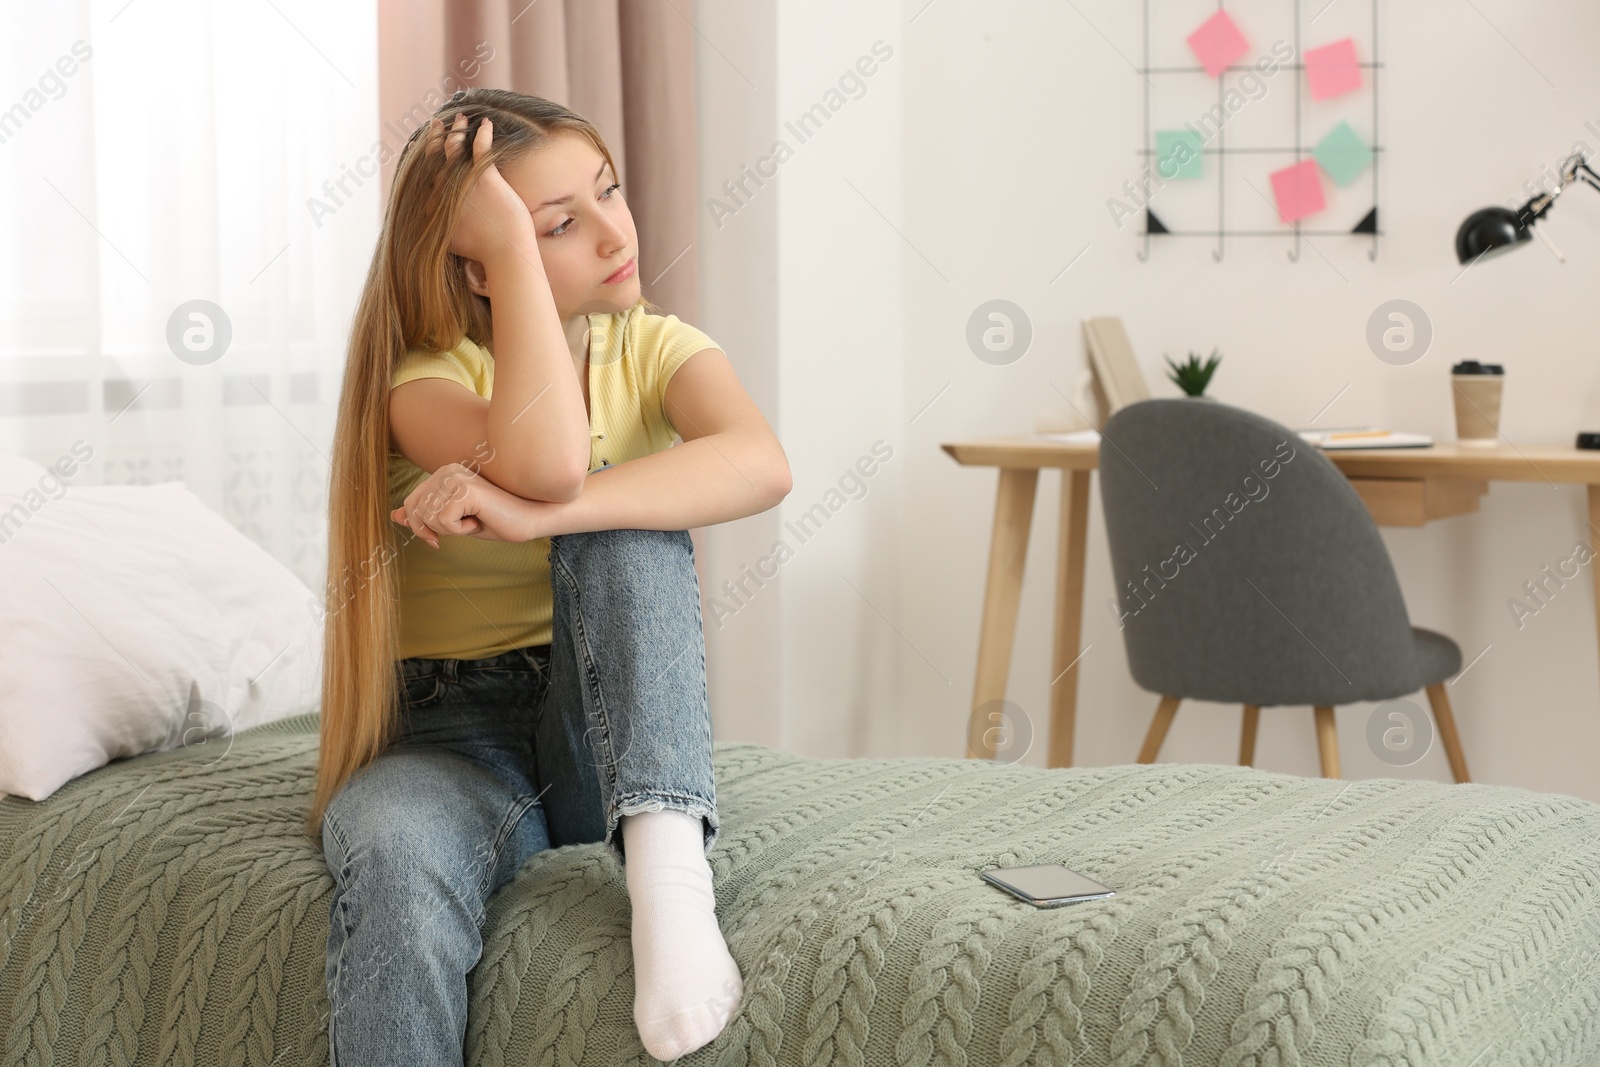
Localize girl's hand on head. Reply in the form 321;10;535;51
429;112;544;276
390;462;532;546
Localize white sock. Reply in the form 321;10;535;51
620;808;743;1061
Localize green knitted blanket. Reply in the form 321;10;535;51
3;711;1598;1066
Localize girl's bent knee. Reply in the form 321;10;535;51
551;528;693;568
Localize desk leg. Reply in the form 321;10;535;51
967;468;1039;760
1590;486;1600;700
1048;470;1092;768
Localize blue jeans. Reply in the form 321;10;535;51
319;528;721;1067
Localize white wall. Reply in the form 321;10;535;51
697;0;908;757
697;0;1600;804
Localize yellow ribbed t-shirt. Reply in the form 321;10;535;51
387;306;719;660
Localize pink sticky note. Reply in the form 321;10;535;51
1186;10;1250;78
1270;160;1325;223
1304;38;1362;100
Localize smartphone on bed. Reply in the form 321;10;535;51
980;864;1116;908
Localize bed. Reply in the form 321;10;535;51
3;712;1598;1066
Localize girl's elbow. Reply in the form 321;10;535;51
544;480;585;504
548;445;591;502
549;466;587;503
766;455;793;503
512;459;586;503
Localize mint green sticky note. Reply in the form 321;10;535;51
1155;130;1204;180
1313;121;1372;187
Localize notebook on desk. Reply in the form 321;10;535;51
1296;427;1434;449
1033;429;1102;444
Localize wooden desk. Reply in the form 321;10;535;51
942;436;1600;767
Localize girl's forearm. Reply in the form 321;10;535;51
513;431;789;537
483;250;591;500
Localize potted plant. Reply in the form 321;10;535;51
1165;348;1222;398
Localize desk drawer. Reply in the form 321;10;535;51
1347;477;1488;526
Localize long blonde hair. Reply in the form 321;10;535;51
304;89;659;840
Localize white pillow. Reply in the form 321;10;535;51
0;452;51;495
0;474;323;800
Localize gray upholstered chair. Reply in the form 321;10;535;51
1097;398;1470;781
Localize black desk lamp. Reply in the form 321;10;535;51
1454;148;1600;450
1455;148;1600;265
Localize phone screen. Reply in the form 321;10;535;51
980;864;1115;904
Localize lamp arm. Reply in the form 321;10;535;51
1559;148;1600;194
1515;150;1600;227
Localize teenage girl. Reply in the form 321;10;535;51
307;88;790;1065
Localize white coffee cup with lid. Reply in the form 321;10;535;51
1451;360;1504;447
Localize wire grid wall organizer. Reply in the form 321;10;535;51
1136;0;1383;262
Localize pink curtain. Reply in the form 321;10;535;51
378;0;700;321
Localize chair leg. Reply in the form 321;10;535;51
1240;705;1260;766
1138;696;1181;763
1313;706;1340;778
1424;682;1471;783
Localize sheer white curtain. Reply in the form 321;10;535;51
0;0;379;594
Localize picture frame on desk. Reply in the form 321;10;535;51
1082;316;1151;428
